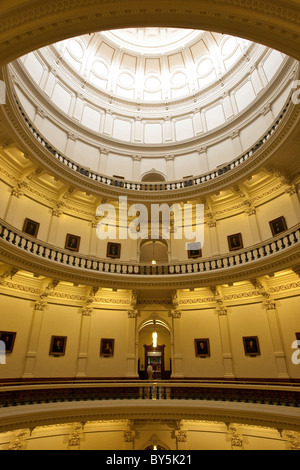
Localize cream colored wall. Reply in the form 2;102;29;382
86;308;128;378
229;303;278;378
0;296;33;379
1;181;298;263
174;290;300;380
1;285;299;380
0;292;129;379
277;296;300;378
180;309;225;378
33;303;82;378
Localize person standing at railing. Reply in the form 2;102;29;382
147;363;153;381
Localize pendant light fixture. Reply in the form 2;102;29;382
151;241;156;265
152;320;158;348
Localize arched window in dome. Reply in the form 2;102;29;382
139;240;169;264
141;171;166;182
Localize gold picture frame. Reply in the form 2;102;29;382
0;331;16;354
65;234;81;252
228;233;243;251
107;242;121;259
49;336;67;356
243;336;260;356
100;338;115;357
195;338;210;357
269;216;287;236
22;218;40;237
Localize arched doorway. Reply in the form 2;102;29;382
141;171;166;182
139;240;169;264
138;319;171;380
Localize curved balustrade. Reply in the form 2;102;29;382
0;379;300;408
0;219;299;278
14;92;291;192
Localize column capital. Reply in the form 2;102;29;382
230;129;240;139
245;206;256;216
35;300;47;311
174;430;187;442
169;309;182;319
124;430;136;442
197;146;207;154
285;185;297;196
128;308;139;319
264;299;276;310
82;306;93;316
217;305;227;316
228;424;243;449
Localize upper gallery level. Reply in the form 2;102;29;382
3;27;298;193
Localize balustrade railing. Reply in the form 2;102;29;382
0;219;299;277
14;93;291;192
0;380;299;408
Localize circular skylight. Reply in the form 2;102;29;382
52;28;252;102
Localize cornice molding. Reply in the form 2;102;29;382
1;71;299;204
0;219;299;291
0;398;299;434
0;0;300;67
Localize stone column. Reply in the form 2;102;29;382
68;424;83;450
123;430;136;450
76;306;93;379
8;429;30;451
228;424;244;450
286;186;300;220
65;131;77;156
217;306;235;379
264;300;289;379
164;118;173;142
89;218;100;257
207;218;219;256
197;146;209;173
4;188;23;226
22;300;47;378
170;309;184;379
230;129;243;157
245;206;261;244
133;118;142;143
47;209;62;244
33;106;46;134
126;309;139;378
99;147;109;175
165;154;175;180
283;431;300;450
132;154;142;181
261;102;274;127
174;430;187;451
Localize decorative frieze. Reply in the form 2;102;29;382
264;299;276;310
124;430;136;442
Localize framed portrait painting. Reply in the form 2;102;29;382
243;336;260;356
195;338;210;357
188;248;202;259
65;234;81;252
107;242;121;259
22;218;40;237
269;216;287;236
100;338;114;357
228;233;243;251
49;336;67;356
0;331;16;354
